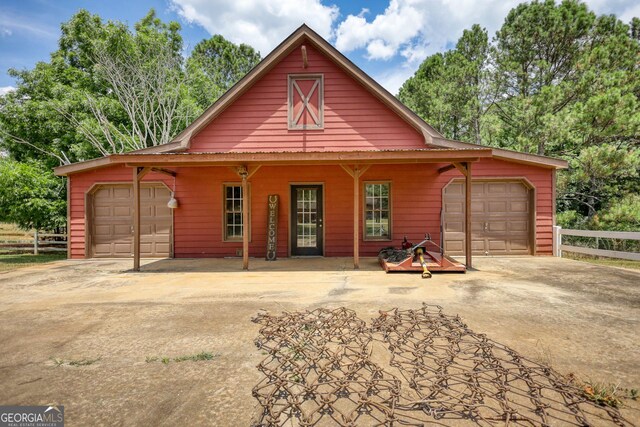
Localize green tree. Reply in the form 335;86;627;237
186;35;261;111
401;0;640;228
399;24;489;143
0;9;262;232
0;159;66;230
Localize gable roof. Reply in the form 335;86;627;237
55;24;567;175
132;24;444;154
130;24;566;169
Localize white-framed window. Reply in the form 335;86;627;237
364;182;391;240
223;184;249;241
288;74;324;130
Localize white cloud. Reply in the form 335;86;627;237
335;0;426;60
376;67;416;95
335;0;513;64
167;0;640;94
337;0;640;93
0;86;16;96
170;0;339;55
0;16;56;39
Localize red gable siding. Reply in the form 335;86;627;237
189;42;425;153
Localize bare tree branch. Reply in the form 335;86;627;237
0;128;70;165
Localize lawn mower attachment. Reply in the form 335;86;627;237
378;234;466;278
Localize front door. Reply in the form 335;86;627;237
290;185;323;256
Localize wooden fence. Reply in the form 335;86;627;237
553;226;640;261
0;230;67;255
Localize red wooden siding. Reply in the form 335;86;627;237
68;158;553;259
189;42;425;153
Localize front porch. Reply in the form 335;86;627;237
122;151;485;272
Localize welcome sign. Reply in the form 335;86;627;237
266;195;278;260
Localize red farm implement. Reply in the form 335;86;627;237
378;234;466;278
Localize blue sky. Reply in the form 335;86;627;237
1;0;638;95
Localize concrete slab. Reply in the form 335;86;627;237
0;256;638;425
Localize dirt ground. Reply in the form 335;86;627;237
0;256;638;425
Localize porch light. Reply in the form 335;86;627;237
167;192;179;209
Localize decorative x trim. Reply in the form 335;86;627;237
289;75;323;129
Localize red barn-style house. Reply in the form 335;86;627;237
55;25;568;271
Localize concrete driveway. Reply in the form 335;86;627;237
0;256;638;425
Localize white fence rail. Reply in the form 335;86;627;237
553;226;640;261
0;231;67;255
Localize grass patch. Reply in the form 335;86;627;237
0;253;66;272
581;381;625;408
146;351;220;364
0;223;31;241
565;253;640;270
50;356;101;367
565;374;638;408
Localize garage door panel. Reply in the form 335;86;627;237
471;222;484;232
445;183;463;195
509;221;528;232
444;201;463;213
91;184;171;258
154;205;172;217
488;201;508;213
471;240;485;251
114;224;131;235
488;221;506;232
113;206;132;217
155;243;171;253
445;240;464;252
488;240;507;251
141;205;156;216
509;183;528;195
95;224;111;235
510;201;528;212
471;183;484;195
155;224;172;235
94;206;112;218
471;201;484;213
444;181;531;256
113;187;132;199
445;221;463;233
510;239;529;251
94;243;114;256
487;183;507;194
114;242;132;254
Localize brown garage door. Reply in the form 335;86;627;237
90;184;172;258
443;180;531;256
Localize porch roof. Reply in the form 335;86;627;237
54;148;493;176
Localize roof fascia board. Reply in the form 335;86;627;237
431;137;568;169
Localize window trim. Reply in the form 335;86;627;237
287;74;324;130
222;183;251;242
363;181;392;241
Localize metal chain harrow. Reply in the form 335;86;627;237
251;304;633;426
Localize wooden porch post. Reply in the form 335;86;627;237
132;167;141;272
353;167;360;269
340;164;370;269
242;171;249;270
465;161;472;268
132;167;151;272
